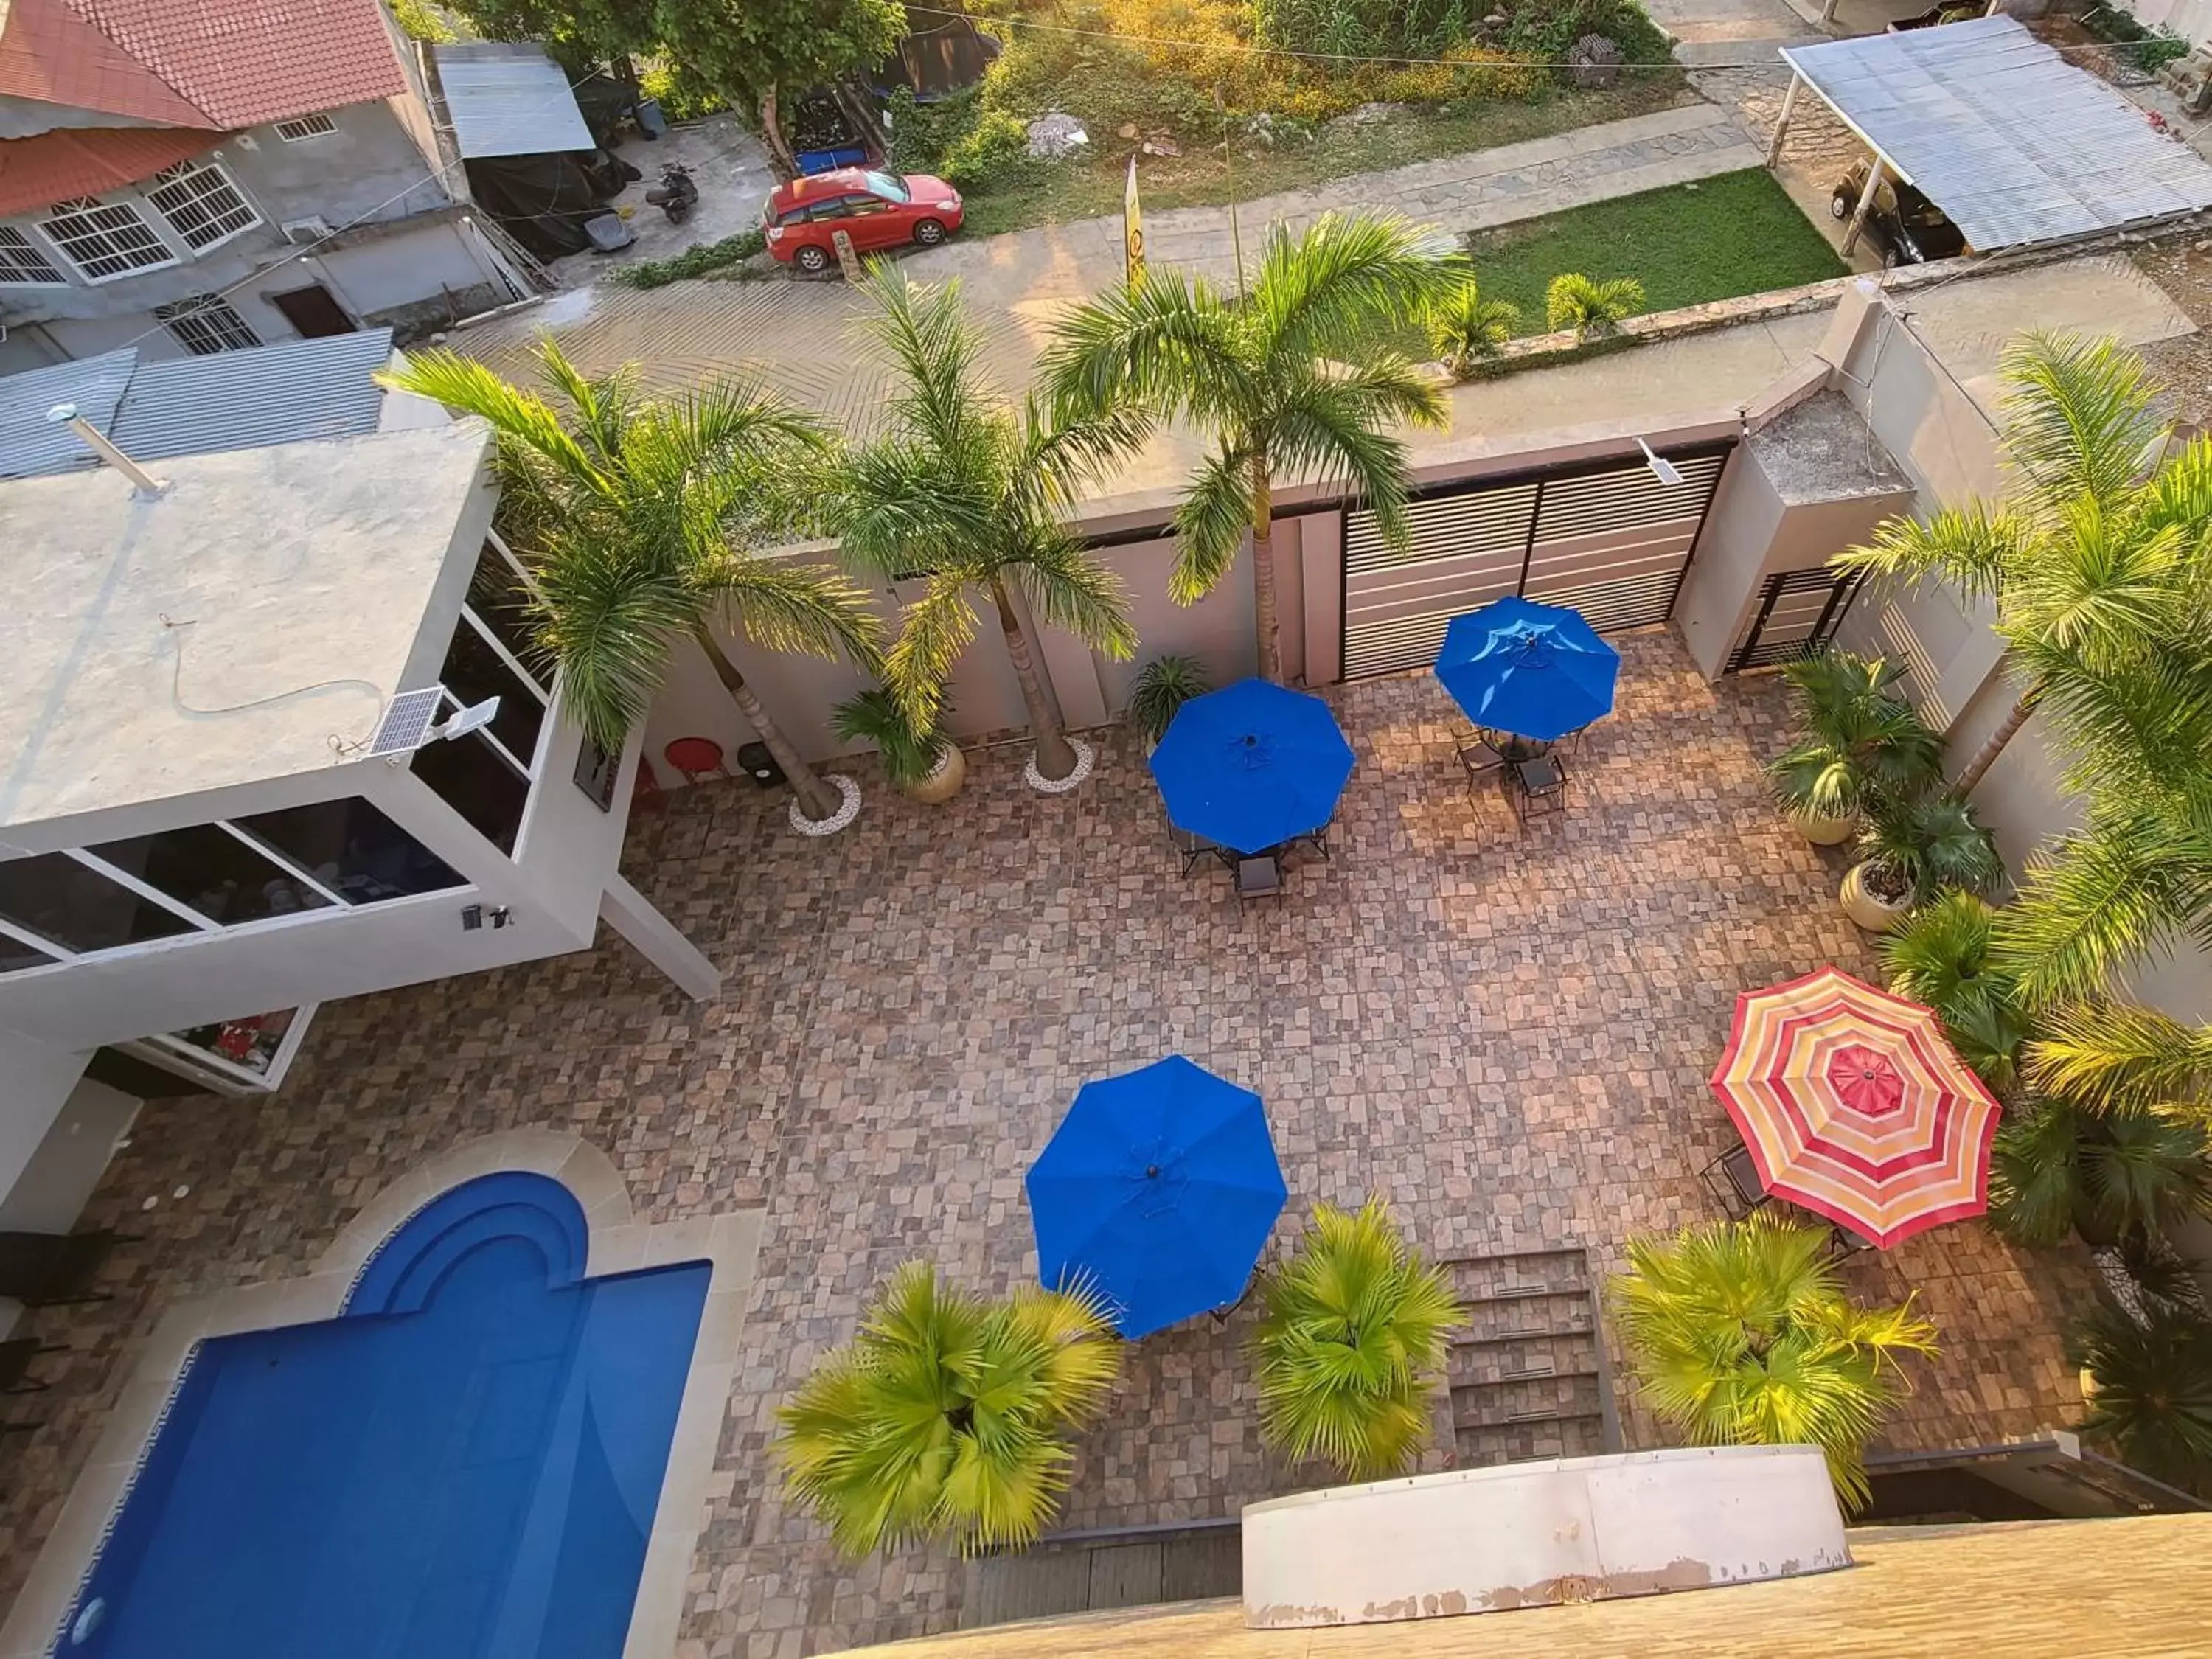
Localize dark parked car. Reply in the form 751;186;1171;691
1829;160;1968;267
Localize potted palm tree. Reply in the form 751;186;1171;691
2070;1297;2212;1495
830;686;966;803
1248;1198;1464;1483
1127;654;1211;752
827;271;1143;792
1767;652;1944;844
378;344;881;833
1879;891;2029;1094
1840;794;2003;933
1045;212;1464;684
1613;1213;1937;1512
775;1262;1119;1557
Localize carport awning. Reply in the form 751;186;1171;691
1781;15;2212;251
434;42;594;158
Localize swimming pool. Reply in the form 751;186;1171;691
63;1173;710;1659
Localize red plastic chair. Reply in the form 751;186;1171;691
663;737;728;785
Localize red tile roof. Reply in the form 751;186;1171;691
0;0;406;130
0;125;215;217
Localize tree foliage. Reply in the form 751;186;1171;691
776;1263;1120;1557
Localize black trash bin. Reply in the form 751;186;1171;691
737;742;785;787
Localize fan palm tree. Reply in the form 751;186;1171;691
1880;891;2029;1095
379;343;879;825
1987;1096;2212;1249
827;272;1144;783
1044;212;1464;684
1249;1197;1464;1482
2071;1297;2212;1495
1612;1212;1937;1511
775;1262;1119;1557
1427;276;1519;379
1767;650;1945;824
1545;272;1644;337
1834;333;2212;1006
1852;793;2004;908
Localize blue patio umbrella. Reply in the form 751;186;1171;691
1026;1056;1288;1339
1433;596;1621;742
1149;678;1354;855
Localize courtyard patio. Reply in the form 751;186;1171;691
0;630;2095;1658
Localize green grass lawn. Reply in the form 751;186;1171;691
1464;169;1846;335
956;80;1693;239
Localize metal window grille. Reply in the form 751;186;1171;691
274;113;337;141
145;161;260;251
0;226;65;285
1727;568;1865;673
37;198;174;281
154;293;262;355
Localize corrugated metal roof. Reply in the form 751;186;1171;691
0;330;396;479
110;330;397;463
434;42;594;159
0;348;136;479
1781;16;2212;251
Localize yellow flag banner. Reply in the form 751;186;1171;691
1123;155;1145;285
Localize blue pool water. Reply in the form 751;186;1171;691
65;1175;709;1659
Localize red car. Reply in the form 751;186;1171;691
762;168;964;274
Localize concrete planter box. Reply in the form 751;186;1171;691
1241;1445;1848;1630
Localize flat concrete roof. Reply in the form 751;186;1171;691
0;420;493;834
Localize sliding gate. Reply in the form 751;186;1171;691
1340;442;1731;679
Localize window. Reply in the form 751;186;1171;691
442;619;546;769
862;171;911;203
38;197;174;281
0;852;197;955
844;195;891;217
465;540;542;670
0;930;60;975
0;226;65;285
230;799;464;903
155;293;261;355
274;113;337;141
411;731;530;855
86;824;330;927
145;161;260;252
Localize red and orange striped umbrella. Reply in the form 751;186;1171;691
1709;967;2000;1249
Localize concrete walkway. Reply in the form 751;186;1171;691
456;103;1765;426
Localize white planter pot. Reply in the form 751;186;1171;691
1840;860;1913;933
1795;810;1856;846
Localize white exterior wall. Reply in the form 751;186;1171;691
2115;0;2212;48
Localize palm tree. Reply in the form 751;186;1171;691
1852;794;2004;908
1767;650;1945;825
380;343;879;826
1880;892;2029;1095
1612;1212;1937;1510
827;272;1144;783
1545;272;1644;337
1427;276;1519;379
2028;1000;2212;1127
2071;1297;2212;1494
775;1262;1119;1557
1987;1096;2212;1249
1834;333;2212;1006
1248;1197;1464;1482
1044;212;1464;684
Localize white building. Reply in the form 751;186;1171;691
0;413;714;1304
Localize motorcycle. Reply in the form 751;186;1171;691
644;162;698;225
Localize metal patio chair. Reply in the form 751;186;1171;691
1234;852;1284;902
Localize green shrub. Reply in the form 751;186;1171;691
1545;271;1644;335
885;86;981;174
610;229;766;289
1253;0;1478;57
637;59;730;123
942;109;1041;192
2079;4;2191;72
1498;0;1672;83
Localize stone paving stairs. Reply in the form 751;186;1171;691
1437;1246;1622;1470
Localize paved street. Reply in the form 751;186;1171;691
0;636;2096;1657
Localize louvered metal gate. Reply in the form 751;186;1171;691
1339;443;1731;680
1727;566;1865;673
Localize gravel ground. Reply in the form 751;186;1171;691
2132;239;2212;427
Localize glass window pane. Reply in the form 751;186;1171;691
231;799;464;903
442;619;544;767
0;852;196;953
466;543;543;676
0;931;60;974
411;733;529;856
88;824;331;926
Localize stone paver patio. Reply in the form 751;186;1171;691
0;632;2093;1656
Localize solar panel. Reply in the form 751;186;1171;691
367;687;448;757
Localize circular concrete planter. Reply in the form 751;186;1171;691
905;744;967;804
1795;810;1856;846
1841;860;1913;932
